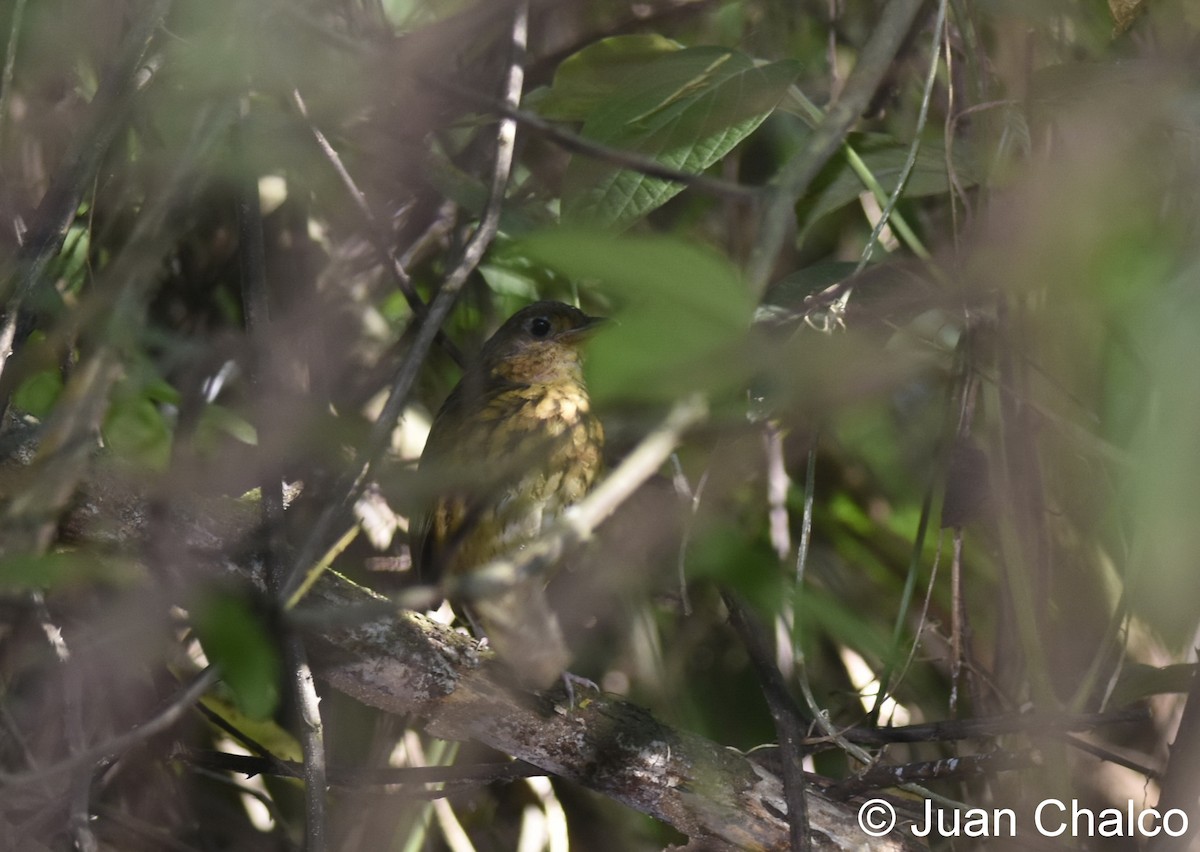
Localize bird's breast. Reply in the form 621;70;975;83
428;378;602;576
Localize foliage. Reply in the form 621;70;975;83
2;0;1200;849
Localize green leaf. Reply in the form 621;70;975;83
58;222;92;295
1108;663;1196;707
533;34;683;122
761;261;860;312
478;262;541;300
425;151;547;235
200;693;303;763
192;593;280;721
142;377;182;406
795;587;892;663
560;48;800;229
13;369;64;418
103;395;173;471
517;230;754;401
799;133;977;228
688;526;784;614
196;403;258;450
0;551;141;591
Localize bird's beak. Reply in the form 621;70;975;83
561;314;608;342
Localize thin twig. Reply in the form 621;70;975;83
669;454;707;617
747;0;927;296
785;438;961;812
426;75;761;203
236;107;328;851
942;10;966;246
280;0;530;605
827;749;1039;799
187;749;542;789
185;768;290;834
195;703;290;773
722;591;811;851
790;442;825;730
286;649;327;851
0;669;217;786
1149;660;1200;852
882;528;943;724
949;529;968;710
451;395;707;600
0;101;238;559
290;88;418;299
869;463;936;723
854;0;948;275
0;0;171;403
235;111;285;596
764;422;791;561
289;90;464;368
1060;733;1159;781
948;333;981;715
67;667;96;852
94;806;207;852
0;0;28;160
822;706;1148;747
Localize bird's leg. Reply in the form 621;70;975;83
560;671;599;709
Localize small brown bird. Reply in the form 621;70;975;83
416;301;605;689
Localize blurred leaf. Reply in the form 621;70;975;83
517;230;754;400
13;369;65;418
798;133;976;229
193;593;280;721
826;491;874;537
196;403;258;451
795;587;892;664
58;222;92;294
1127;269;1200;646
479;261;541;300
761;262;859;313
381;0;475;31
425;151;547;235
1108;0;1147;33
0;551;141;591
1108;662;1196;707
560;47;799;229
142;377;182;406
200;694;303;762
687;527;784;615
533;34;684;121
102;395;173;471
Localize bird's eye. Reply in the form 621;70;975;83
529;317;553;338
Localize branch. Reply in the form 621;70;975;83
827;707;1149;747
1150;659;1200;852
184;749;542;791
300;575;922;850
58;461;922;850
825;750;1040;799
723;590;811;851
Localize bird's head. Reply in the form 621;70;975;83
480;301;605;386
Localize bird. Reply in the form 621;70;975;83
415;301;605;690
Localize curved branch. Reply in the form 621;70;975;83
59;457;922;850
302;573;923;851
